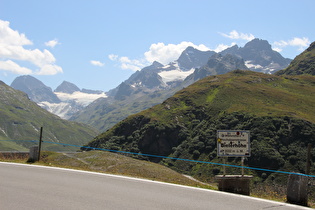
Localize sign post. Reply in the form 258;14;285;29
217;130;250;158
215;130;252;195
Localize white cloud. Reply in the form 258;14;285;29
108;54;118;61
109;54;147;72
212;42;237;53
0;19;63;75
90;60;104;67
144;41;210;65
289;37;310;48
272;47;282;53
274;37;310;51
273;40;287;47
119;56;131;63
110;41;212;71
220;30;255;41
45;39;59;48
119;56;146;71
36;64;63;75
0;60;32;74
0;20;32;46
55;91;107;106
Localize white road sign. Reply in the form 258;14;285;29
217;130;250;157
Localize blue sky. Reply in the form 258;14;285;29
0;0;314;91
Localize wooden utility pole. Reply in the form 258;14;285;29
38;127;43;161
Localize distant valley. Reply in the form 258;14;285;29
71;38;292;132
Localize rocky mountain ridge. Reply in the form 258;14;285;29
11;75;61;104
55;81;81;94
221;38;292;73
11;38;293;127
11;76;106;119
72;38;292;132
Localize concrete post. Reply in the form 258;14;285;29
28;146;39;162
287;174;308;206
215;175;253;195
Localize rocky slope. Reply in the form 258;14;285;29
11;75;60;103
184;53;249;86
221;38;292;73
55;81;81;94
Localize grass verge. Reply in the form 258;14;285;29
39;151;214;189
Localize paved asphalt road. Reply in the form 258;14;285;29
0;162;312;210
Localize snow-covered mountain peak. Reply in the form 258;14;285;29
177;46;216;71
10;75;107;119
158;68;195;84
220;38;292;73
161;61;179;70
37;91;107;119
55;81;81;94
55;91;107;107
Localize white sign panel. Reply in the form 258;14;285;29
217;130;250;157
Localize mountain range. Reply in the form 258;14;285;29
11;76;106;119
0;81;98;151
220;38;292;73
70;38;292;132
10;38;292;132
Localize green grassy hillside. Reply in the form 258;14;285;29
276;41;315;76
142;70;315;124
35;150;211;189
0;81;98;151
84;70;315;185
